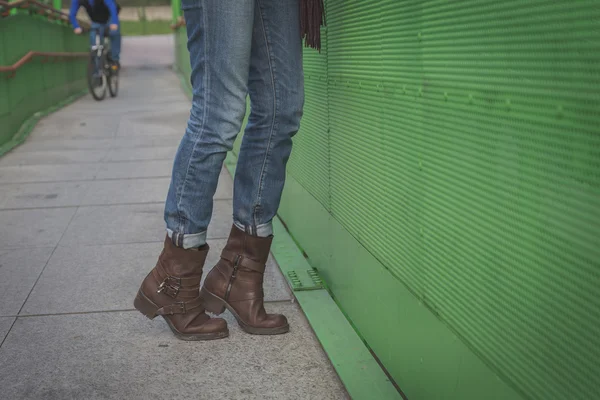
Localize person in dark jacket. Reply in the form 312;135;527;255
69;0;121;65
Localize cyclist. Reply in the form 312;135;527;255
69;0;121;69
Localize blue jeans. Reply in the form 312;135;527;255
90;22;121;62
165;0;304;248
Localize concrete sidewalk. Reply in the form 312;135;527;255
0;40;347;399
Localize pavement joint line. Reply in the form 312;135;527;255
0;236;233;251
0;204;80;349
15;138;184;146
12;147;175;154
100;146;112;163
49;237;231;248
113;116;123;140
11;309;138;318
102;158;180;164
0;176;170;185
4;300;293;319
0;198;233;212
0;171;229;184
0;177;164;185
2;149;181;163
0;203;162;212
0;160;104;166
0;157;179;167
0;237;231;251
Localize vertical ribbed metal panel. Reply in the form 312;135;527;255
328;1;391;246
287;26;330;209
326;1;599;399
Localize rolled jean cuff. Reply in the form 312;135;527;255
234;220;273;237
167;229;207;249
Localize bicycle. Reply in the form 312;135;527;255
87;26;119;101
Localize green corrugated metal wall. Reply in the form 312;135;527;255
175;1;600;398
295;2;600;399
0;14;87;153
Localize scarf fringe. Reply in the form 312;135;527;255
300;0;325;51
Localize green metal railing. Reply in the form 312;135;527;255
0;0;88;155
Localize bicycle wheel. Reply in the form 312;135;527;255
107;64;119;98
87;55;106;101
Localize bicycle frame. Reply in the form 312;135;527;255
87;25;118;101
90;26;111;75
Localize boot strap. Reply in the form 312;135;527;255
153;262;201;298
156;296;204;316
156;260;202;285
221;250;265;273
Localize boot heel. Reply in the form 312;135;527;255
199;287;226;315
134;290;159;320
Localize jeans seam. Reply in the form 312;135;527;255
253;0;279;232
175;0;210;236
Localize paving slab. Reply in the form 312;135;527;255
121;34;174;69
205;199;235;239
22;239;290;315
215;168;234;199
126;109;191;126
31;114;119;140
117;113;188;136
0;247;54;315
96;159;174;180
0;149;108;167
113;88;186;106
83;173;232;206
0;163;100;184
0;181;90;209
0;305;348;400
112;135;182;149
105;146;178;162
0;318;15;344
81;177;170;206
0;207;77;249
21;242;161;315
59;200;233;246
15;138;114;152
63;98;189;117
58;203;165;246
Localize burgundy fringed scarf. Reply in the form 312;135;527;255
300;0;325;51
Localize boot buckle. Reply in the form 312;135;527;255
164;302;186;315
157;276;181;298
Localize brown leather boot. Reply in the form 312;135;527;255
134;236;228;340
199;225;289;335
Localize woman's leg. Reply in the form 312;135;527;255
134;0;256;340
233;0;304;236
164;0;255;249
200;0;304;335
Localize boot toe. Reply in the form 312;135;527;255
197;316;228;334
265;313;288;329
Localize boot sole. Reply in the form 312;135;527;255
134;290;229;341
199;287;290;335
